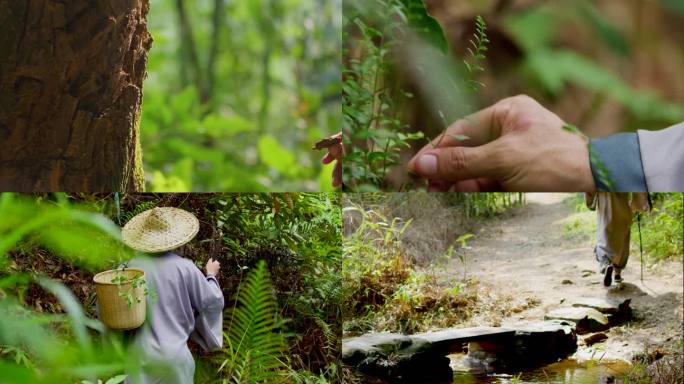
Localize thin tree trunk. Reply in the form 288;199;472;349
0;1;152;192
206;0;226;107
257;10;274;135
174;0;205;101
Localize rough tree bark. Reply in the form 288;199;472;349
0;1;152;191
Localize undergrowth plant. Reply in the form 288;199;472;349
0;194;140;383
111;270;154;308
343;0;425;191
343;0;490;191
219;260;287;383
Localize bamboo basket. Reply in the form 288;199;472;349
94;268;146;330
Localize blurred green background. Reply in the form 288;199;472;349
142;0;341;192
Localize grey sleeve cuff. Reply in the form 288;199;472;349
589;132;648;192
206;274;219;286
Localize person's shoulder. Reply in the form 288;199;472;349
167;253;201;271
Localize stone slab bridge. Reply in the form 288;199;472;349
342;296;631;383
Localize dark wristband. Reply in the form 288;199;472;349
589;132;648;192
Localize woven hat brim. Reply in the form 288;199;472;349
122;207;199;253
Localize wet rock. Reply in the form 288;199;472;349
506;320;577;367
460;342;503;374
341;333;449;383
583;332;608;346
342;333;415;365
570;297;631;316
545;307;610;334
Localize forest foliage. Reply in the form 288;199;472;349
142;0;341;192
0;193;342;383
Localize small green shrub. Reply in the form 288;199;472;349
634;193;683;262
343;0;490;191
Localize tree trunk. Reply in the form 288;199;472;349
0;1;152;192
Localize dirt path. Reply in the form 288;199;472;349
448;193;683;362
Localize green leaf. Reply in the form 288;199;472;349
202;114;254;138
258;135;297;177
105;375;127;384
526;50;684;122
399;0;448;53
504;8;557;53
578;1;629;56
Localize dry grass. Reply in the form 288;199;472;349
620;350;683;384
344;193;471;266
343;194;540;337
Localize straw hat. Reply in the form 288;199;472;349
122;207;199;253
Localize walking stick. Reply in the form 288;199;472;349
637;212;643;283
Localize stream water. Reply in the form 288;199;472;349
450;358;632;384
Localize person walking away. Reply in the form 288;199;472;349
115;207;224;384
585;193;650;286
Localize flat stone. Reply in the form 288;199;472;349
509;319;576;335
342;333;414;364
570;297;631;315
414;327;515;343
414;327;516;354
342;332;449;382
544;307;609;334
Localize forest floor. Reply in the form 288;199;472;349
441;193;683;363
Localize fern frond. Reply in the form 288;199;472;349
314;316;337;357
221;260;287;384
121;200;160;223
464;15;489;92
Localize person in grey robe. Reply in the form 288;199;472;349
115;207;224;384
585;192;650;286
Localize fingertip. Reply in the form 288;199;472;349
414;153;438;176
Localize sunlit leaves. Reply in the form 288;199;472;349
258;135;299;178
142;0;341;191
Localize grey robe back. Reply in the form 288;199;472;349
124;253;224;384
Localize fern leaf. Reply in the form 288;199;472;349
221;260;286;383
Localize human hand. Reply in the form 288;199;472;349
321;132;343;188
205;258;220;276
407;95;596;192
